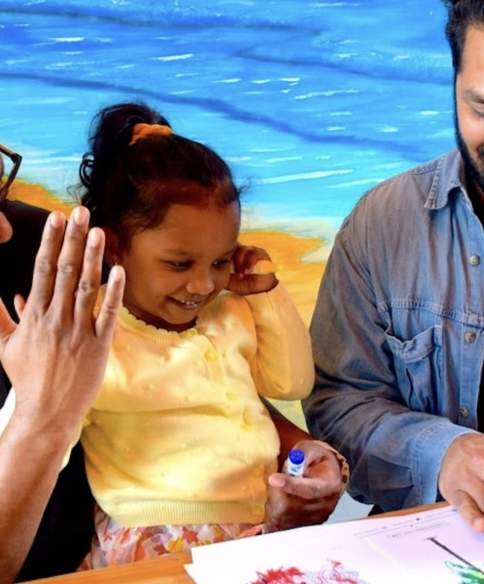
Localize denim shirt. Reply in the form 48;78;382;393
303;150;484;511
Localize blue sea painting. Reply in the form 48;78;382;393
0;0;454;239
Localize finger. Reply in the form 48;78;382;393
265;493;337;530
267;479;339;512
451;490;484;532
95;265;125;340
234;246;269;274
51;207;90;318
292;441;343;483
268;472;287;489
234;246;257;274
227;273;277;295
231;244;250;274
0;297;16;351
74;228;105;329
244;248;271;273
272;500;338;522
13;294;26;319
290;499;339;516
251;259;276;275
306;461;341;486
29;211;66;311
291;439;335;465
269;473;341;499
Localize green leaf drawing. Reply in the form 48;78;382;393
447;561;484;584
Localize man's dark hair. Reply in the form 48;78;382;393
444;1;484;73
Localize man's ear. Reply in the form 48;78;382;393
103;227;122;266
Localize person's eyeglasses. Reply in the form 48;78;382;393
0;144;22;204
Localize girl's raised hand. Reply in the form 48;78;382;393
226;244;278;295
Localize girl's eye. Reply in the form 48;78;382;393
165;261;191;270
213;259;231;269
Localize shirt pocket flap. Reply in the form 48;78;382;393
384;325;442;363
384;325;443;413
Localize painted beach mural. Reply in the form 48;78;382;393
0;0;454;428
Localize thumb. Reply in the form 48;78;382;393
268;472;287;490
0;297;16;352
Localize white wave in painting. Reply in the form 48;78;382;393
152;53;194;62
49;36;85;42
254;169;352;185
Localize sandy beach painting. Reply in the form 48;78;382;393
1;0;454;426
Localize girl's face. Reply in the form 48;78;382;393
116;201;240;331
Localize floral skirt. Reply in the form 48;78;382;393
78;505;259;570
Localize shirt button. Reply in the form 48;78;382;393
464;331;477;343
205;349;218;361
470;255;481;266
459;406;470;418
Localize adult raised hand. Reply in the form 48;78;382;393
264;439;347;531
439;433;484;532
0;206;124;437
0;206;124;583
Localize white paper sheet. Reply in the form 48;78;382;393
185;507;484;584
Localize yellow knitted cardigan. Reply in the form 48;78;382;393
82;284;314;527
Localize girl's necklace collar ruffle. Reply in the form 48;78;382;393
117;305;199;341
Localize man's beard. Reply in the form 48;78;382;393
455;112;484;195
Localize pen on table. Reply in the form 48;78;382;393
285;449;305;477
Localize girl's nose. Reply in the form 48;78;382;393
186;271;215;296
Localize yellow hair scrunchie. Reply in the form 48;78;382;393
129;122;173;145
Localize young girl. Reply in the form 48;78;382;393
74;102;347;567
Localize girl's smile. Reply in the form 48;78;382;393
167;296;205;312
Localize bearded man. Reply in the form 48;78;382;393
304;0;484;530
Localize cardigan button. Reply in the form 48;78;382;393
205;349;218;361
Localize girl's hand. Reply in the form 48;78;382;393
226;244;278;295
264;440;346;531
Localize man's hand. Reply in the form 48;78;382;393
264;439;344;531
439;433;484;532
0;206;125;442
226;244;278;296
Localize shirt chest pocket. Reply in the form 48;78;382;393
384;325;443;414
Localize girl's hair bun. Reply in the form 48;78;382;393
79;102;240;240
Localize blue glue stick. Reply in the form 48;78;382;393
286;449;305;477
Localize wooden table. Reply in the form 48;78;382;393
21;502;448;584
22;552;193;584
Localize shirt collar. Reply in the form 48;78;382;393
424;149;464;210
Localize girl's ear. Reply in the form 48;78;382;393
103;227;122;266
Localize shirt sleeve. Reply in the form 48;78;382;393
303;202;475;511
245;284;315;401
